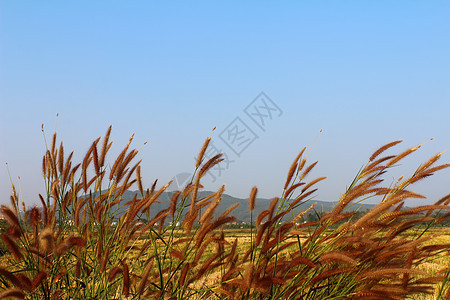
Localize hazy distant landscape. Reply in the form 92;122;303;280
119;189;375;223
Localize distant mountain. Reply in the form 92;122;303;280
119;190;376;223
20;190;376;224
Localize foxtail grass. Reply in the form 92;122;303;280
1;128;450;300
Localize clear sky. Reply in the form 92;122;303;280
1;1;449;207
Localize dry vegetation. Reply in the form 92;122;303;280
1;126;450;299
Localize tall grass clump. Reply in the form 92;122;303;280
215;141;450;300
1;127;450;300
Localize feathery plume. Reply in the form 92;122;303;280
39;228;55;253
196;137;211;168
137;259;153;295
169;191;181;218
1;205;20;229
285;147;306;189
243;263;255;292
99;125;112;168
319;252;357;266
0;288;26;299
198;154;223;178
284;162;298;190
386;146;419;167
284;182;305;198
31;272;47;291
0;268;27;290
108;266;123;282
357;268;427;280
1;234;23;260
179;263;190;286
300;161;318;180
122;260;130;297
51;132;57;156
136;165;143;194
370;140;402;161
58;141;64;174
92;140;100;175
301;176;326;193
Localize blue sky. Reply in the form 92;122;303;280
1;1;449;206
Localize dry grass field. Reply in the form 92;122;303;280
222;227;450;300
1;227;449;299
1;128;450;299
